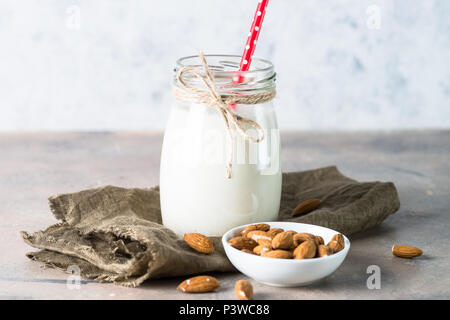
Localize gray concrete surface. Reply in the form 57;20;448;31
0;131;449;299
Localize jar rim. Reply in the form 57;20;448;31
174;54;276;93
175;54;274;75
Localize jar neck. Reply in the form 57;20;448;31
174;54;276;96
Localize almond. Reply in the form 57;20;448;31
317;244;333;257
255;239;272;255
293;232;315;246
267;228;284;239
332;234;345;248
272;231;294;250
253;245;271;255
254;223;271;232
241;225;257;237
292;199;322;217
392;245;423;258
241;223;270;237
327;240;344;253
177;275;220;293
229;236;258;251
257;238;272;247
183;233;214;254
235;280;253;300
247;230;272;242
262;249;293;259
293;240;316;259
241;248;256;255
315;236;325;246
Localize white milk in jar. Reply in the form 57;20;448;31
160;54;281;236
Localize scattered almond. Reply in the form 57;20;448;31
292;199;322;217
229;236;258;251
392;245;423;258
293;240;317;259
235;280;253;300
262;249;293;259
183;233;214;254
177;275;220;293
317;245;333;257
272;232;294;250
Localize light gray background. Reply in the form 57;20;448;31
1;0;449;131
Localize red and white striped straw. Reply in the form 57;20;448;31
234;0;270;83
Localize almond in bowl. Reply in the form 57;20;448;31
229;226;344;260
222;222;351;287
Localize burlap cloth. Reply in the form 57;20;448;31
21;166;400;287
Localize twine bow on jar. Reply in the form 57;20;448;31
173;51;276;178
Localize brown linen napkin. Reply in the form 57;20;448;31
21;166;400;287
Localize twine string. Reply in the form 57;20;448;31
173;51;276;178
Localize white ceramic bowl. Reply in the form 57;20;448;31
222;221;350;287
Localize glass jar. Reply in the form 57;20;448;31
160;54;281;236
